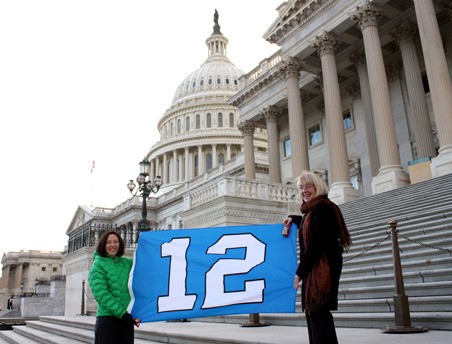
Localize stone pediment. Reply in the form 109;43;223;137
66;205;94;235
263;0;334;45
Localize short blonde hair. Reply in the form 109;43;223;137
295;170;328;197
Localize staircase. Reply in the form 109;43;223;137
1;174;451;343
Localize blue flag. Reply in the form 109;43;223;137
128;223;297;322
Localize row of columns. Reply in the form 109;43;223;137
243;0;451;201
150;144;240;184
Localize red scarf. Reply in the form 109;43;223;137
300;195;351;314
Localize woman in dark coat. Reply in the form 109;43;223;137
284;171;351;344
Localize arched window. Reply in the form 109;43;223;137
196;114;201;129
186;116;190;131
206;153;212;170
218;153;225;164
177;119;181;133
229;113;234;127
218;113;223;127
170;122;173;135
206;113;212;128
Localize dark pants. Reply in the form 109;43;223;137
305;306;338;344
95;316;134;344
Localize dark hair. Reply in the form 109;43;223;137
96;230;125;257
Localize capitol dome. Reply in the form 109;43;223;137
147;10;268;190
171;15;244;105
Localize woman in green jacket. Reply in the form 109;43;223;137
88;230;139;344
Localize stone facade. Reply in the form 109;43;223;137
63;2;452;315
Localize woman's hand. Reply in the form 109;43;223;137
134;318;141;327
283;217;292;226
293;275;300;290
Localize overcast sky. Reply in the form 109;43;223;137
0;0;282;264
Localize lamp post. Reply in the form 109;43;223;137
127;158;163;232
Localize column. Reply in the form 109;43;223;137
155;156;161;178
238;120;256;179
212;144;218;168
198;145;205;175
262;106;282;183
150;159;155;181
352;3;410;194
184;147;189;181
313;32;360;204
172;149;178;183
178;151;183;182
414;0;452;176
349;50;380;177
392;22;436;159
226;144;231;161
162;153;168;184
279;56;309;178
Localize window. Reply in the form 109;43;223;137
53;267;57;272
170;122;173;135
194;155;199;177
185;116;190;131
343;109;353;131
218;153;225;164
218;113;223;127
229;113;234;127
206;153;212;170
283;138;291;158
308;124;322;146
41;267;46;272
177;119;181;133
196;114;201;129
207;113;212;128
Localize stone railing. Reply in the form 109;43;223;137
186;176;299;210
239;50;282;88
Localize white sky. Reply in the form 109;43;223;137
0;1;282;265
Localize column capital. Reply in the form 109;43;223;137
347;81;361;101
279;56;303;80
385;60;403;81
348;49;366;72
312;31;339;57
261;106;284;124
351;2;382;30
314;73;323;91
238;120;256;135
391;22;418;47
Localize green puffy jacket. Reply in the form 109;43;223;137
88;252;133;318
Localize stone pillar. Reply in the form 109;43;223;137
162;153;168;184
155;156;161;178
226;144;231;161
352;3;410;194
392;22;436;159
198;145;205;175
178;151;183;182
349;50;380;177
262;106;283;183
184;147;189;181
212;144;218;168
150;159;155;181
279;57;309;178
312;32;360;204
238;120;256;179
414;0;452;176
172;149;177;183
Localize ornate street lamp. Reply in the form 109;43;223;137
127;158;163;232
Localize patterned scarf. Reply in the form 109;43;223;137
300;195;351;314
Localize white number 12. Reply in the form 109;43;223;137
157;234;266;312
